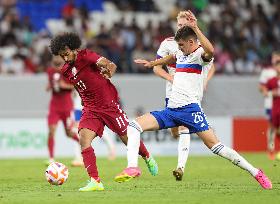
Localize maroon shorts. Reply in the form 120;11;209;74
271;110;280;128
48;109;73;129
79;102;129;137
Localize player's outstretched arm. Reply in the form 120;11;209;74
135;54;176;68
204;64;215;91
185;10;214;60
153;65;174;83
96;57;117;78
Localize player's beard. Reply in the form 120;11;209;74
69;52;77;65
69;60;75;66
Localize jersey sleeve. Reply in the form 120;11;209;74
86;50;102;65
259;70;268;84
174;50;183;60
156;40;170;59
196;47;212;66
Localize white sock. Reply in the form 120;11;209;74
177;129;190;171
102;127;116;154
211;143;259;176
127;120;142;168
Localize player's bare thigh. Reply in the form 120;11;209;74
135;113;160;131
196;128;220;149
118;113;160;143
79;128;98;150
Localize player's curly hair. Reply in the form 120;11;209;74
174;26;197;42
49;32;81;55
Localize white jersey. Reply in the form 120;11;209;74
168;47;210;108
259;67;277;109
74;91;83;110
156;37;178;98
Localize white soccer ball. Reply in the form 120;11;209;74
45;162;69;185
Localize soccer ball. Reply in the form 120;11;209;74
45;162;69;185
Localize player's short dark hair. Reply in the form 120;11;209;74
174;26;197;42
49;32;81;55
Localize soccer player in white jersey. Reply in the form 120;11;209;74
115;10;272;189
259;51;280;160
154;11;215;180
73;92;116;163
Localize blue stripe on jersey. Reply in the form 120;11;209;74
176;63;202;70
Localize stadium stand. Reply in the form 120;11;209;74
0;0;279;75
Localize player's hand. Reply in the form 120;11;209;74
100;68;112;79
184;10;198;29
134;59;153;68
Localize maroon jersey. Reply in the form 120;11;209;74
61;49;119;110
266;77;280;113
46;67;73;112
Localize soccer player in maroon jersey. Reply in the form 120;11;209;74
49;33;158;191
46;56;80;164
265;59;280;160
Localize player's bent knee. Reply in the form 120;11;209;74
48;130;55;138
48;126;56;137
78;128;96;150
79;137;91;150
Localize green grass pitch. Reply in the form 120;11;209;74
0;154;279;204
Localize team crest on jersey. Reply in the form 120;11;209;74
178;55;188;62
72;67;78;79
53;73;60;80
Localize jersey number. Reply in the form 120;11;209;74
76;80;87;91
192;112;204;123
115;104;129;128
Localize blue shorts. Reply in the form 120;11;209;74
150;103;210;134
265;109;272;122
74;109;82;122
